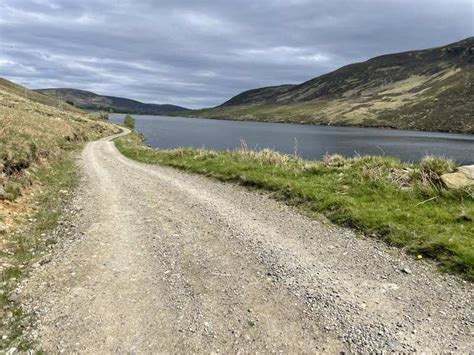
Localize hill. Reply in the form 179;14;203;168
0;78;81;113
0;78;118;223
1;78;121;349
35;88;189;115
183;37;474;133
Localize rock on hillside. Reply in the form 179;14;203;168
442;165;474;189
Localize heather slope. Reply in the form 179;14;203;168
35;88;189;115
183;37;474;133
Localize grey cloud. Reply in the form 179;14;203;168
0;0;473;108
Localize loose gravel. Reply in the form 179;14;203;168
16;130;473;353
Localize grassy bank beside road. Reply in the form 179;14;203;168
116;132;473;280
0;155;79;350
0;79;121;350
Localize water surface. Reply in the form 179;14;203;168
110;114;474;164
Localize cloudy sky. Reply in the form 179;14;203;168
0;0;472;108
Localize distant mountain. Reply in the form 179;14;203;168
183;37;474;133
35;88;189;115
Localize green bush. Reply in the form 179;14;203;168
4;181;22;201
124;114;136;129
98;112;109;121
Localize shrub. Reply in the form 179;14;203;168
98;112;109;120
124;114;136;129
4;181;22;201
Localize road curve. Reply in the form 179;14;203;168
21;130;472;353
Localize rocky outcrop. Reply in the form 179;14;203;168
441;165;474;189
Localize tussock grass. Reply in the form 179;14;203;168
116;132;474;280
419;155;456;188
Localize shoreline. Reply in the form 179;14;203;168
115;131;474;281
111;111;474;136
171;112;474;135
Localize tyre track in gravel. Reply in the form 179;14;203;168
20;130;472;353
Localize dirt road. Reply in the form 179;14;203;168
20;130;472;353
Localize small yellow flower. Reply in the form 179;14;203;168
417;255;423;260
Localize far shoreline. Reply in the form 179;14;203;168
109;111;474;137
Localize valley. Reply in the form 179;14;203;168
182;37;474;133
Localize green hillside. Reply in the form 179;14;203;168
183;37;474;133
36;88;189;115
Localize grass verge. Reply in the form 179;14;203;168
0;80;121;351
115;132;474;280
0;154;78;350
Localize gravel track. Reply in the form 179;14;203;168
19;130;472;353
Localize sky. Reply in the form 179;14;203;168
0;0;473;108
